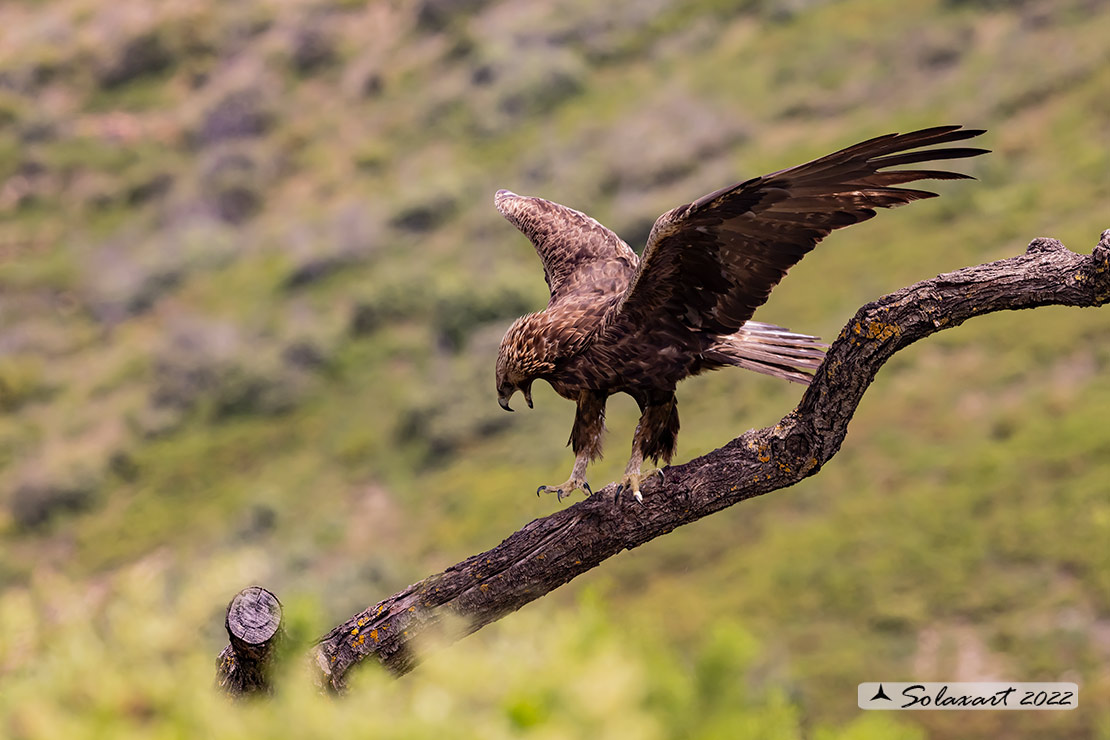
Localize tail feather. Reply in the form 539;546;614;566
705;321;826;385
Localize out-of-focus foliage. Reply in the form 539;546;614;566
0;554;926;740
1;0;1108;737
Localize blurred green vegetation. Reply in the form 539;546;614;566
1;0;1109;737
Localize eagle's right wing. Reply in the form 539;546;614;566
495;190;639;303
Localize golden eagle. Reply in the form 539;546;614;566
495;125;986;502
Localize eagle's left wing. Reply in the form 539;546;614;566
604;125;987;343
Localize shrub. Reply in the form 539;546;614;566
0;355;51;412
197;89;274;147
10;469;99;530
146;316;310;428
198;148;268;224
96;31;175;89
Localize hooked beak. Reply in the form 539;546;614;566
498;382;534;412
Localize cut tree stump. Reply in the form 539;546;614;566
216;586;284;697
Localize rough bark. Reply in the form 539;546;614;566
237;232;1110;693
216;586;284;697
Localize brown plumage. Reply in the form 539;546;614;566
495;125;987;502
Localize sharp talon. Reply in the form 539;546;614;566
633;490;644;505
582;481;592;496
537;479;584;502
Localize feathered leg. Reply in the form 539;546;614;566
619;394;678;503
537;390;606;501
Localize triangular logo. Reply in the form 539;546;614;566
870;684;892;701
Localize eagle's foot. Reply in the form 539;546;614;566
616;468;663;505
536;479;592;502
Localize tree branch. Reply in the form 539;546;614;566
254;231;1110;693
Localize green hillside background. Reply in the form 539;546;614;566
2;0;1109;737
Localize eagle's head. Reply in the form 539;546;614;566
495;314;552;412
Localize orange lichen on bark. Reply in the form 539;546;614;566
852;320;901;341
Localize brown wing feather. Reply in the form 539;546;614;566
606;125;987;338
495;189;638;303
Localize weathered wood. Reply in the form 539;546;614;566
239;231;1109;694
216;586;284;697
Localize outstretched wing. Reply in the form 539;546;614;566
495;189;638;303
605;125;988;339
